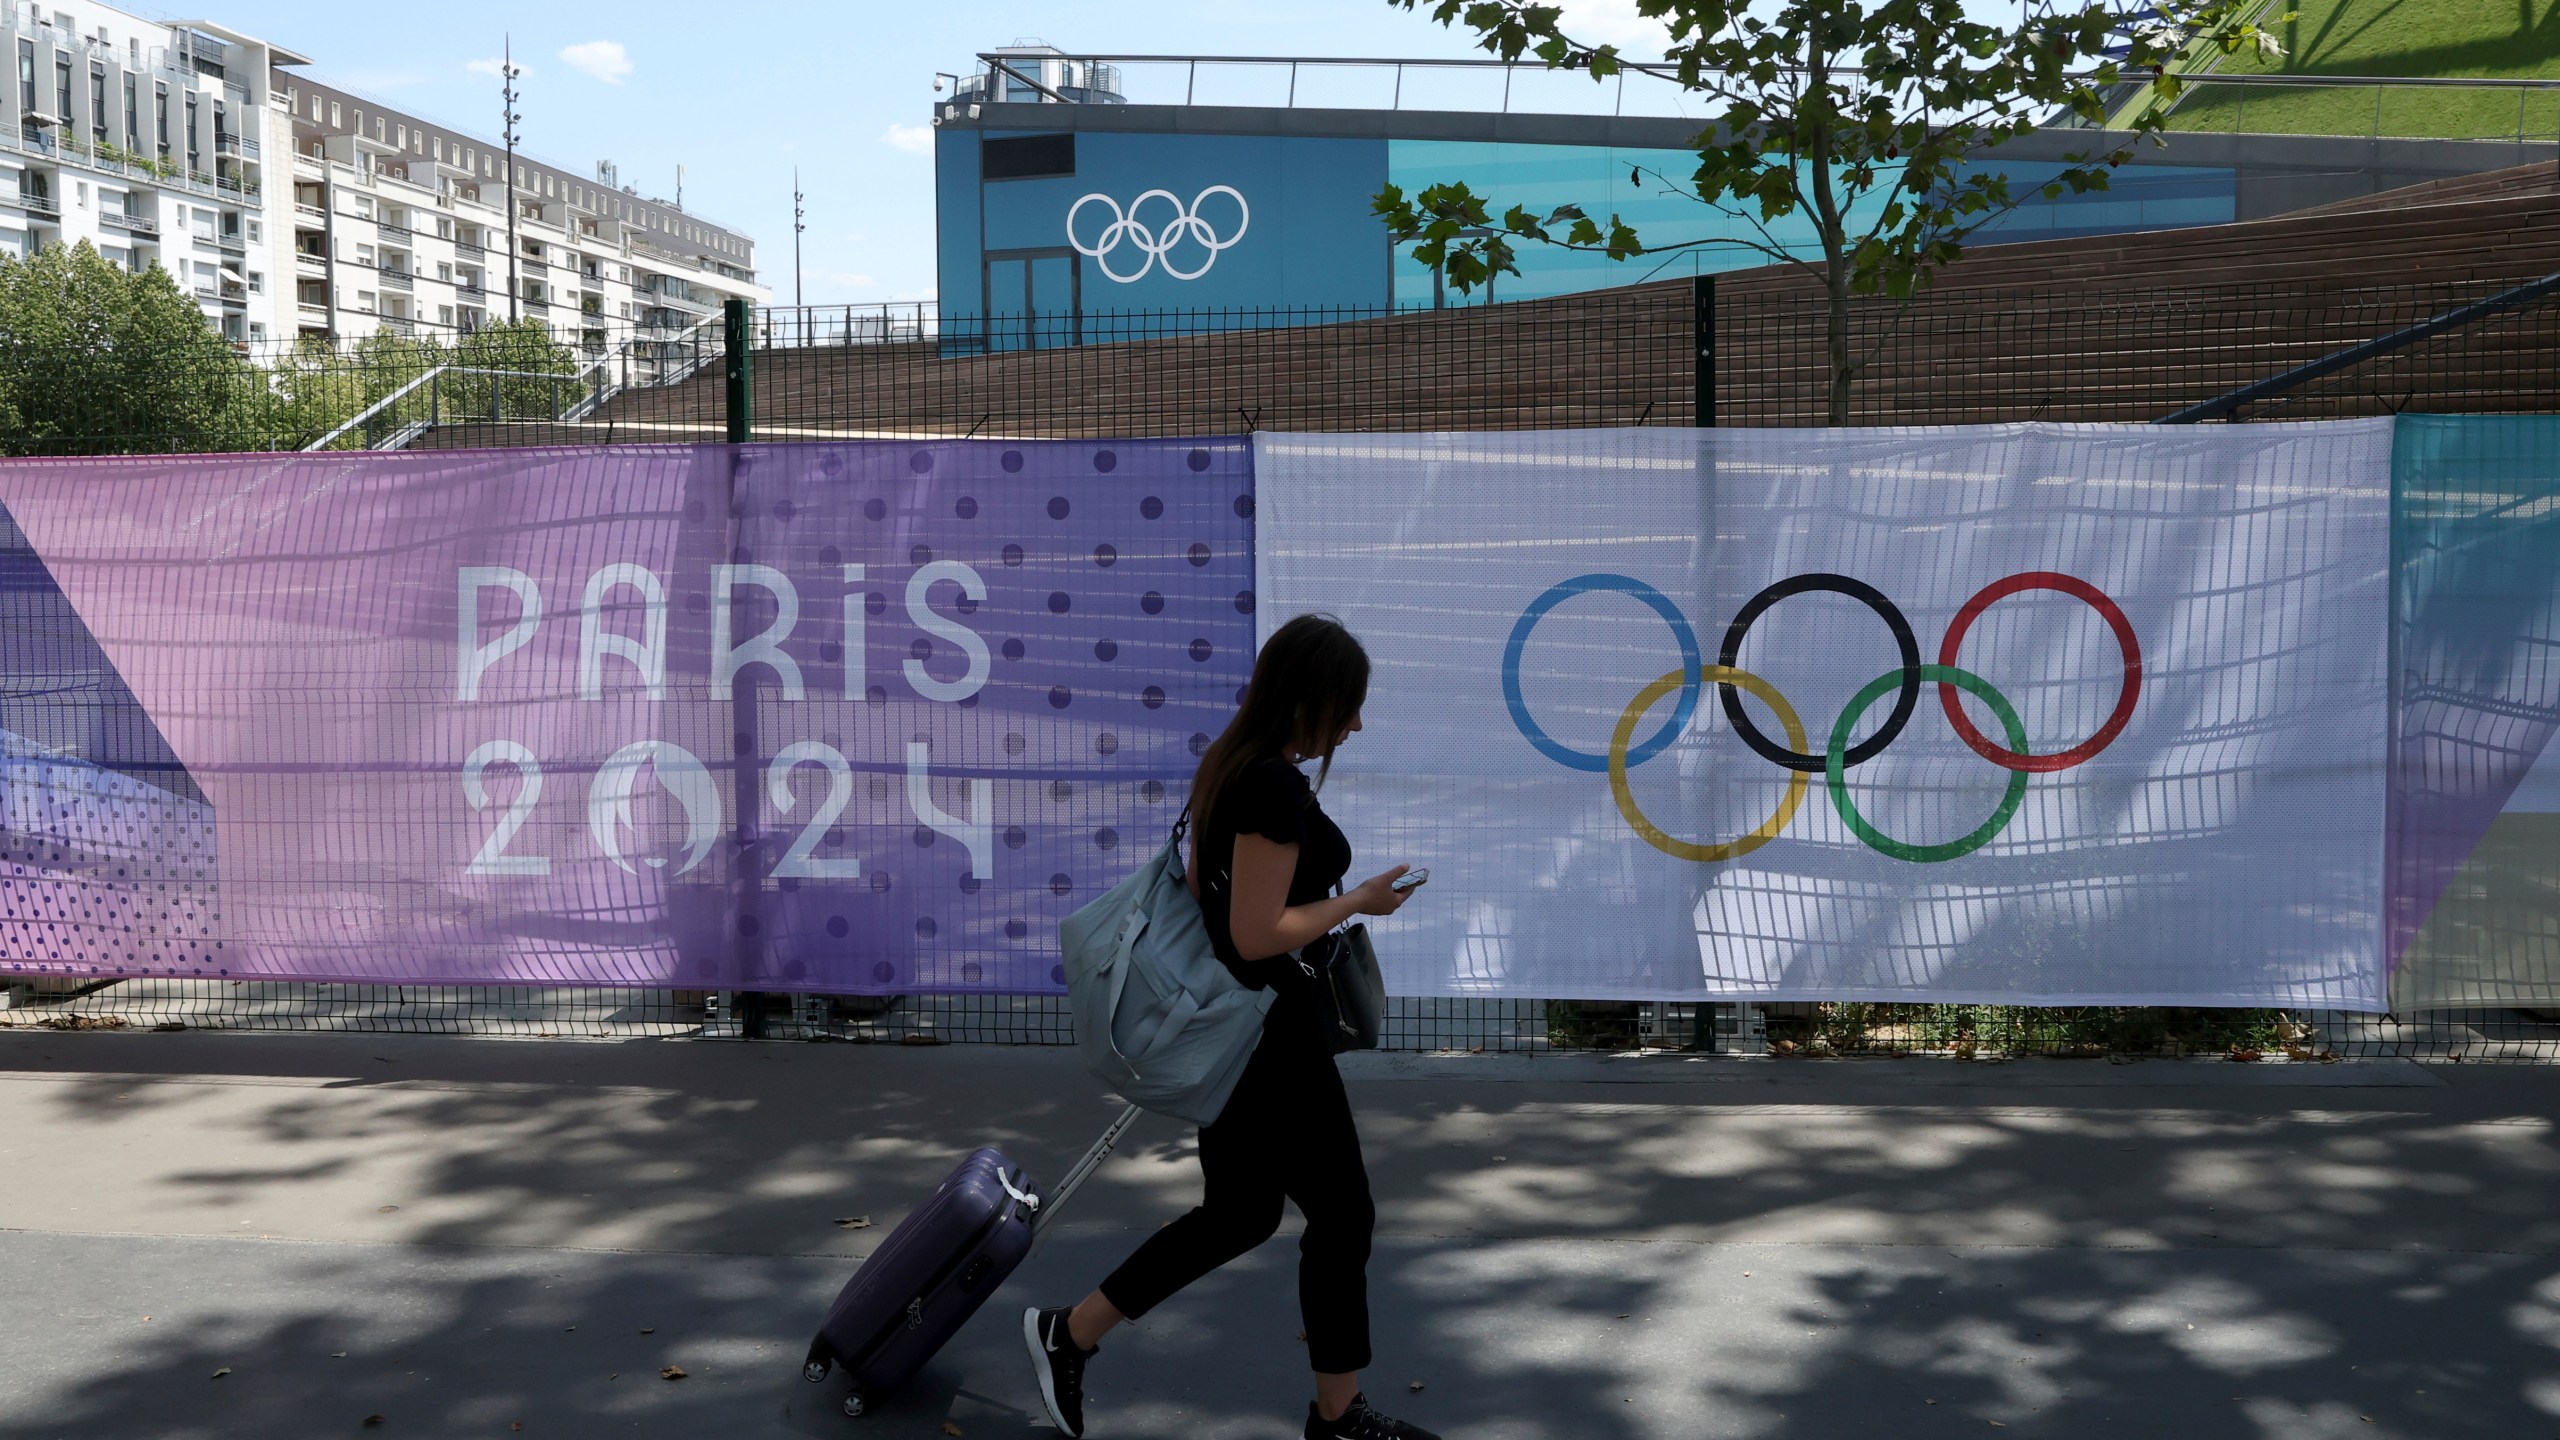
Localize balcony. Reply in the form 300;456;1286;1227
378;267;414;292
522;295;551;313
381;316;414;336
100;211;158;237
295;202;325;220
295;248;326;269
214;133;259;158
14;191;60;218
517;255;548;273
377;220;413;240
648;287;716;315
457;283;485;299
455;239;486;259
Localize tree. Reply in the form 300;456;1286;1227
1373;0;2284;422
446;317;581;426
0;241;271;454
274;319;580;450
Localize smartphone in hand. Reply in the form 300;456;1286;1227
1390;868;1431;893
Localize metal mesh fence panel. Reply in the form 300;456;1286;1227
4;280;2559;1058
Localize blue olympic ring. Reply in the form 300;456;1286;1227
1501;574;1703;774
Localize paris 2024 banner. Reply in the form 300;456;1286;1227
0;441;1254;995
14;418;2560;1010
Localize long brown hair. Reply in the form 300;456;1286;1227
1187;613;1371;833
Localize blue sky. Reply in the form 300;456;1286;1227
204;1;1683;307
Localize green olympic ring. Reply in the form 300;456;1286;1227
1826;664;2031;864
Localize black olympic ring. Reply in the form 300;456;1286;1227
1716;573;1922;774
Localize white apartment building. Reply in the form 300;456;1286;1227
0;0;764;357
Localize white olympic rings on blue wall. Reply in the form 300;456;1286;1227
1066;186;1251;283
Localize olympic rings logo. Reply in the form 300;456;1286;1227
1501;572;2142;864
1066;186;1251;283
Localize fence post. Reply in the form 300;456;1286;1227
719;293;765;1037
724;296;753;444
1692;274;1716;427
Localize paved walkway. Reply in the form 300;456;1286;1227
0;1031;2554;1438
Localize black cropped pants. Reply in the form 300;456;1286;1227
1097;1002;1376;1375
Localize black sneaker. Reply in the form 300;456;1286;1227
1023;1306;1095;1436
1305;1392;1440;1440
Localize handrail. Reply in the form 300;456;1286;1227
303;366;444;451
2157;271;2560;423
301;310;726;450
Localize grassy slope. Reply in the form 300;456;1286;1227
2161;0;2560;138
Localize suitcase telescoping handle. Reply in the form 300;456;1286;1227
1027;1103;1144;1251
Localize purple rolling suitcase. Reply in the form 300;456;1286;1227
804;1104;1141;1419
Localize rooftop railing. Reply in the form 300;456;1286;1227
947;52;2560;143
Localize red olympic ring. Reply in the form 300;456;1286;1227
1936;572;2141;774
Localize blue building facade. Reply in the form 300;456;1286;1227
931;98;2523;347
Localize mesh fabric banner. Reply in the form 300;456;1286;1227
1258;424;2395;1009
2390;415;2560;1008
0;441;1252;993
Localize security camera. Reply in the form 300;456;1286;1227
932;76;945;92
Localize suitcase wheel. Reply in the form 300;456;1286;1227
802;1358;831;1384
842;1391;869;1418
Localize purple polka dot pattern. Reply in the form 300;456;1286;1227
737;438;1251;996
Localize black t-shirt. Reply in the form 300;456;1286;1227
1194;755;1353;995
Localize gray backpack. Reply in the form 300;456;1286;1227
1060;815;1276;1127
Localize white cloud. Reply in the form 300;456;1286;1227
1551;0;1675;54
463;56;521;80
882;123;935;156
558;40;633;85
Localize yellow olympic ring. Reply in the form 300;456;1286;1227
1607;666;1809;863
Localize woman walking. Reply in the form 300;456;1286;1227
1024;614;1436;1440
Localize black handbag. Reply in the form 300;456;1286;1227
1298;919;1386;1055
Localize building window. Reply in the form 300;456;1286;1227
155;81;166;154
184;93;198;171
247;270;262;293
88;63;102;144
329;101;340;127
16;40;32;121
355;244;373;265
981;133;1075;181
121;73;134;147
357;290;375;312
55;54;70;124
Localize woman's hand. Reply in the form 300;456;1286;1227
1345;865;1416;918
